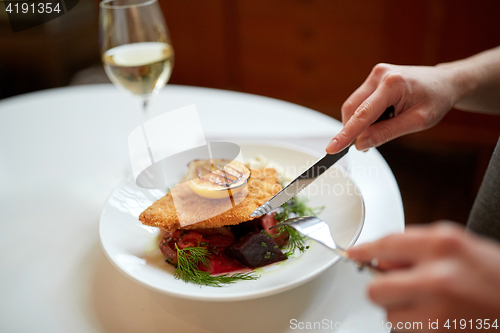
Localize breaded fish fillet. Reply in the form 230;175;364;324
139;167;281;231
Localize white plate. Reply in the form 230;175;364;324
99;141;365;301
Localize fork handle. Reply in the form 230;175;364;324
354;260;380;274
335;248;381;274
375;106;396;123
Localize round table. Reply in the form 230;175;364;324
0;85;404;333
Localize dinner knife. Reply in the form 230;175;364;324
249;106;395;218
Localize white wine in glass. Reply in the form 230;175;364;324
103;42;174;98
99;0;174;116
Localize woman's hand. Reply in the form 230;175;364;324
326;64;459;153
347;222;500;331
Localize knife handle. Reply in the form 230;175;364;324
374;105;395;124
346;106;395;149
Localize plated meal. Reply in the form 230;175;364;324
139;157;321;286
99;142;365;301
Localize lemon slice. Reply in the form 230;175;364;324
186;159;251;199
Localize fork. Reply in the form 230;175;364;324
271;216;380;273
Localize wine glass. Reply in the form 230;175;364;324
99;0;174;121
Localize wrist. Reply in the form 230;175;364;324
436;60;480;108
436;48;500;112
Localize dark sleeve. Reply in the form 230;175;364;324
467;137;500;241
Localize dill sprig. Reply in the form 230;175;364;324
174;244;258;287
275;197;324;257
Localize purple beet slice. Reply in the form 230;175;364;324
229;219;262;240
225;232;287;268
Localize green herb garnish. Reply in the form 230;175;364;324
174;244;258;287
275;197;324;257
275;196;324;222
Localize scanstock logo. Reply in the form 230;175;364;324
3;0;79;32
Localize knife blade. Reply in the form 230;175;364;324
249;106;395;218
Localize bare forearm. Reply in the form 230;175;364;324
439;47;500;114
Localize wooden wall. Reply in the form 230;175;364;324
158;0;500;224
0;0;100;98
161;2;498;110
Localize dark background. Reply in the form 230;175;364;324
1;0;499;225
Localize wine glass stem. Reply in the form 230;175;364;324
142;98;149;121
140;97;155;164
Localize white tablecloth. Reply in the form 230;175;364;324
0;85;404;333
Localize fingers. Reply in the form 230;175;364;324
346;234;410;263
341;63;393;126
354;108;425;150
341;79;379;126
369;271;422;309
346;229;431;264
348;222;467;266
376;259;412;271
326;81;402;154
